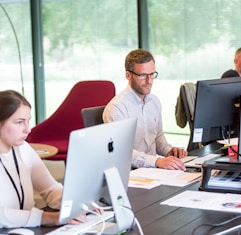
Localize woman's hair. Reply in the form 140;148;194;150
0;90;31;123
125;48;155;71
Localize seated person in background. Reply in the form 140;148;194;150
0;90;87;228
221;47;241;78
103;49;187;170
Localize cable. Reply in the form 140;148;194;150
221;126;241;157
120;205;144;235
90;202;144;235
81;204;106;235
191;215;241;235
99;197;112;207
211;224;241;235
212;215;241;227
134;217;144;235
91;201;113;211
192;223;213;235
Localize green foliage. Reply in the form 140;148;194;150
40;0;241;58
42;0;137;54
148;0;241;55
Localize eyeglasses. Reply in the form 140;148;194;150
127;70;158;80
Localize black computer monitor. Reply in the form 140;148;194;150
192;77;241;145
58;118;137;234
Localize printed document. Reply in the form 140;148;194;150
161;190;241;213
128;168;201;189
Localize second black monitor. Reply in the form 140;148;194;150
192;77;241;144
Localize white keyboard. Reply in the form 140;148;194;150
183;154;221;168
46;211;114;235
181;156;198;163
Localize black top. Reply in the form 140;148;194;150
221;69;240;78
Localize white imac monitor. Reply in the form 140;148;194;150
59;118;137;234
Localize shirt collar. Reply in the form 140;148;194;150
126;84;152;104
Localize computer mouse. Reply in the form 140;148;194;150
8;228;34;235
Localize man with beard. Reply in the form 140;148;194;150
103;49;187;170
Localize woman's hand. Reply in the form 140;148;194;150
41;211;61;226
66;214;87;225
41;208;104;226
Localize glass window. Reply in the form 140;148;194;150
148;0;241;146
42;0;138;117
0;0;34;124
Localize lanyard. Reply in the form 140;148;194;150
0;148;24;210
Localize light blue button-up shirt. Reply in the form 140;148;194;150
103;85;172;168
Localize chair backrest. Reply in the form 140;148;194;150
81;105;106;128
27;80;115;156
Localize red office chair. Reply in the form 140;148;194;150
27;80;115;162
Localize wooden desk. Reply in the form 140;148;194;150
2;182;241;235
127;183;241;235
30;143;58;159
1;143;240;235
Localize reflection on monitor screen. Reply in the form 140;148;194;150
59;118;137;234
192;77;241;145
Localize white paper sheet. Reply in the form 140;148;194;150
128;168;201;189
217;138;238;145
161;190;241;213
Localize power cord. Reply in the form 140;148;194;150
211;224;241;235
92;201;113;211
192;215;241;235
88;202;145;235
120;205;144;235
134;217;144;235
221;127;241;157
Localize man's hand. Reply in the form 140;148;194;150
155;156;186;170
167;147;188;159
